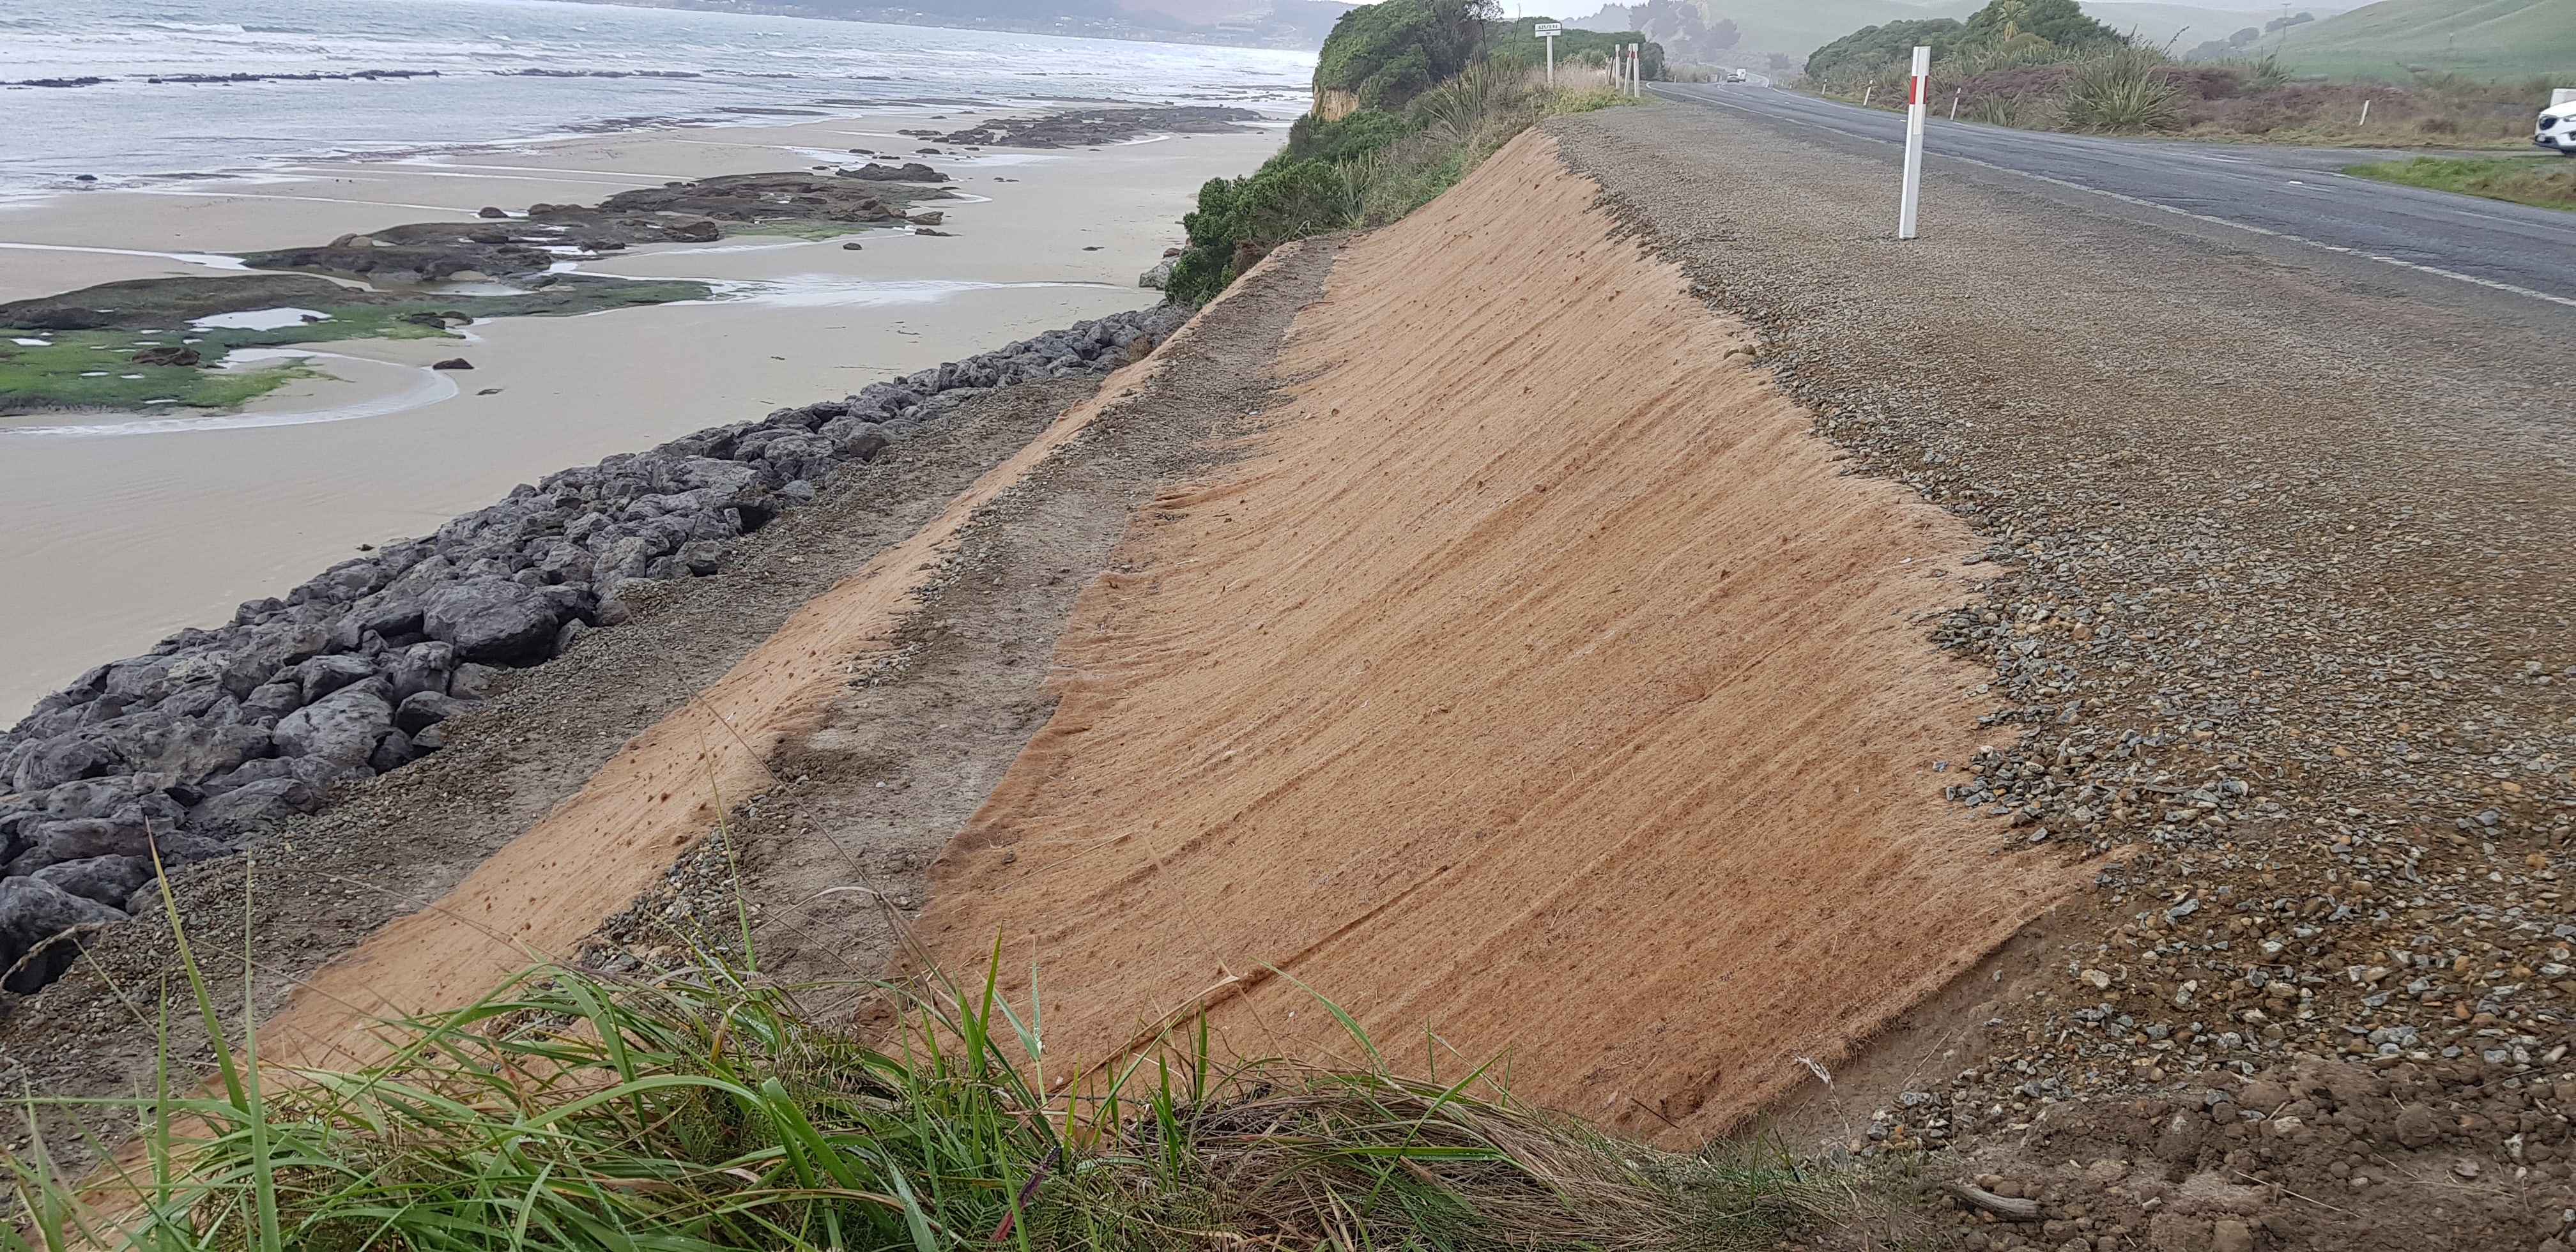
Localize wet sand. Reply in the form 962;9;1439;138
0;112;1283;721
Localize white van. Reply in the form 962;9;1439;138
2540;89;2576;155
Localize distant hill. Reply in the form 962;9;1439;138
2080;1;2356;52
2273;0;2576;80
1600;0;1970;59
1696;0;2310;66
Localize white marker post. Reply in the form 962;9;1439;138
1536;22;1560;86
1897;45;1929;240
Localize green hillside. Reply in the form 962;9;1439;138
2080;1;2354;52
1760;0;2350;65
2274;0;2576;79
1711;0;1972;59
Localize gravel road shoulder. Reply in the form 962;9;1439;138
1554;102;2576;1251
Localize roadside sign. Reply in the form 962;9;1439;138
1537;23;1561;84
1535;22;1560;33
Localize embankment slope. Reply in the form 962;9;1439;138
921;131;2084;1139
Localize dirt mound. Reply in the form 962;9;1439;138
918;132;2084;1138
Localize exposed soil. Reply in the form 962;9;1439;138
1556;97;2576;1249
916;132;2082;1142
606;240;1346;1005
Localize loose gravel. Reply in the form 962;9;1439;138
1552;101;2576;1251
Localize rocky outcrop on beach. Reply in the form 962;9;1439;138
240;171;951;284
0;301;1188;991
592;172;944;225
0;275;367;333
841;162;951;183
938;105;1261;148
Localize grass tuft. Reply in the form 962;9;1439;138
2060;47;2183;133
2344;154;2576;211
0;904;1912;1251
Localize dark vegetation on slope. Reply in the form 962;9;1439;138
1165;0;1637;305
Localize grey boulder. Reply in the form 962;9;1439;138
0;876;126;992
447;662;501;700
240;678;305;723
296;653;378;705
423;578;562;662
10;809;204;875
220;622;332;696
184;777;321;841
38;776;151;820
394;691;471;737
33;855;152;908
273;686;395;768
382;640;457;702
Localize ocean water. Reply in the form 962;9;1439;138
0;0;1314;194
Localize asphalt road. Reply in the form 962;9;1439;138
1650;82;2576;312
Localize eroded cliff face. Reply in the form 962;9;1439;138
1313;85;1361;120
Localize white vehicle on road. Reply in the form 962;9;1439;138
1727;68;1747;83
2540;93;2576;155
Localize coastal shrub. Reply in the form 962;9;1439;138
1312;0;1497;111
1168;70;1621;305
1959;0;2124;58
1494;17;1666;82
2060;46;2182;132
1170;30;1637;307
1805;0;2126;97
1805;18;1970;84
1165;159;1361;304
1283;107;1417;163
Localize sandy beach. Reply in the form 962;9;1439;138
0;111;1285;721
